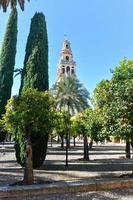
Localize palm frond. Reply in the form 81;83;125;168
0;0;30;11
14;68;23;77
51;75;89;115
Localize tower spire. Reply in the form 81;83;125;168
57;39;76;81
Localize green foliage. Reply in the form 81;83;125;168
71;116;81;137
54;110;71;137
92;79;112;139
84;108;104;142
92;79;111;109
16;12;49;168
0;8;17;117
107;59;133;139
71;108;103;142
2;89;55;168
52;75;89;115
19;12;48;93
0;0;30;12
3;89;53;134
71;111;88;136
92;58;133;140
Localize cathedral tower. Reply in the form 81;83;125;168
57;40;76;81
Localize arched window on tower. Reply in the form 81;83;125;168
66;44;69;48
71;68;75;75
66;66;70;75
62;66;65;74
66;56;69;61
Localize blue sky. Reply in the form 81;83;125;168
0;0;133;96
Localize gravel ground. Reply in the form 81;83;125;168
0;141;133;186
1;189;133;200
0;142;133;199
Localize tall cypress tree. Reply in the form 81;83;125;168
0;8;18;117
19;12;48;93
0;9;17;141
15;12;49;168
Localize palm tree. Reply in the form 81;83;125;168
53;75;89;115
14;68;23;77
0;0;30;12
52;75;89;167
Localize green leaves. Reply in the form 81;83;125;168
52;75;89;115
92;58;133;140
2;89;55;136
108;59;133;138
54;110;71;136
0;8;17;117
0;0;30;12
20;12;48;93
92;79;111;109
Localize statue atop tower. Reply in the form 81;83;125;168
57;40;76;81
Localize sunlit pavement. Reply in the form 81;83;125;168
0;141;133;199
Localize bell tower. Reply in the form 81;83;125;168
57;40;76;81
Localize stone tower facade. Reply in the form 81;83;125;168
57;40;76;81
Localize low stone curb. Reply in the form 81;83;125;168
0;179;133;198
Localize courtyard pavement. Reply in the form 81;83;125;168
0;140;133;199
2;189;133;200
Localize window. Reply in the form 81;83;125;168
62;66;65;74
66;66;70;74
66;56;69;61
66;44;68;48
71;69;75;74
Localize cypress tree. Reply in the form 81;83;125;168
0;9;17;141
19;12;48;93
15;12;49;168
0;8;18;116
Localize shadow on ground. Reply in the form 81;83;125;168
0;142;133;186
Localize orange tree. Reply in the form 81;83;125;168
105;59;133;158
92;59;133;158
53;110;71;167
71;111;89;161
71;108;103;160
1;88;55;184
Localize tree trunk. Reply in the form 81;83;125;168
66;133;69;168
65;103;70;167
125;139;131;159
68;134;71;148
73;136;76;147
60;135;64;149
83;134;89;160
50;135;53;147
57;135;60;143
131;139;133;148
24;126;34;184
89;140;93;149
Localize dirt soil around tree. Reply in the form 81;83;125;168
0;140;133;186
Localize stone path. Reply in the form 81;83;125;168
0;141;133;199
1;189;133;200
0;141;133;186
